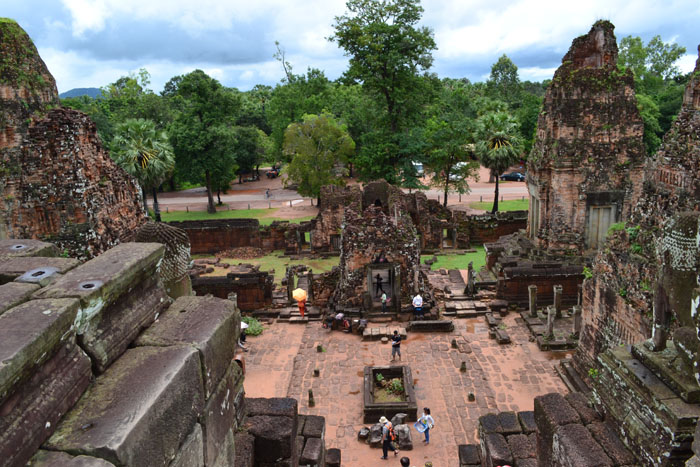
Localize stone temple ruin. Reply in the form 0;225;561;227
3;16;700;467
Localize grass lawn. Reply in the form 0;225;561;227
421;245;486;271
202;251;340;282
469;199;529;212
160;208;315;226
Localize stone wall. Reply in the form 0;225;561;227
0;21;145;259
191;267;273;311
167;219;262;254
0;239;246;466
454;210;528;245
527;20;645;254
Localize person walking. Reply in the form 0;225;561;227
412;293;423;319
391;330;402;362
379;416;399;459
381;291;388;313
416;408;435;444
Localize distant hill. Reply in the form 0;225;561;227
59;87;102;99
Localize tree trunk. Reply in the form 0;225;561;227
152;186;161;222
317;194;321;207
489;169;496;183
142;187;149;215
217;189;222;205
205;170;216;214
443;180;449;207
492;176;500;214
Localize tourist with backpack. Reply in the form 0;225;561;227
379;416;399;459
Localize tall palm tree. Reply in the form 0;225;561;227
112;118;175;221
476;112;523;213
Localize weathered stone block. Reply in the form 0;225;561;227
369;424;383;447
34;243;170;373
552;423;612;466
458;444;481;465
234;432;255;467
484;433;513;466
391;413;408;426
28;450;116;466
498;411;522;435
535;393;580;467
479;413;503;435
0;343;92;467
0;298;80;399
211;428;235;467
507;433;535;460
200;362;243;466
247;397;298;419
325;448;341;467
135;295;239;398
518;411;537;434
46;345;204;467
587;422;636;466
296;435;305;463
0;256;79;284
300;437;323;466
0;282;39;316
303;415;325;439
0;239;58;258
395;424;413;450
245;415;295;463
565;392;600;425
169;423;204;467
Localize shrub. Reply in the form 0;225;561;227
388;378;404;394
242;316;264;336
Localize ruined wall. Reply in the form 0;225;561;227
191;269;273;311
167;219;262;254
527;20;645;254
454;210;528;246
0;20;145;258
575;46;700;372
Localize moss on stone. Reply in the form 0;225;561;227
0;18;56;96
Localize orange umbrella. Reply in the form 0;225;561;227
292;288;307;302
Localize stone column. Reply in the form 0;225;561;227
577;283;583;306
287;267;294;304
553;284;563;318
572;305;581;338
651;282;670;351
307;268;314;302
466;262;475;296
528;285;538;318
546;305;555;340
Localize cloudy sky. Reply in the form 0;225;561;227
4;0;699;94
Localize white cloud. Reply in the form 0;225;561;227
678;53;698;74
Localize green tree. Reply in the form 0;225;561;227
488;54;521;107
111;118;174;221
619;35;686;83
424;81;479;206
330;0;437;181
283;113;355;202
476;112;523;213
168;70;240;213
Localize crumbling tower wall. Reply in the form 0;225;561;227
0;19;145;258
527;20;645;254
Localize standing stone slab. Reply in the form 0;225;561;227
535;393;581;467
483;433;513;466
234;432;255;467
0;298;80;399
0;282;40;316
211;429;235;467
0;343;92;467
245;415;295;463
552;423;612;466
170;423;204;467
0;256;80;284
46;345;204;467
34;243;169;372
302;415;326;439
28;450;116;466
325;448;341;467
300;437;323;466
135;295;239;398
200;362;244;466
0;239;58;258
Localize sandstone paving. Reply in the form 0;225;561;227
245;313;570;466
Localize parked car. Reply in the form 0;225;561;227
500;171;525;182
266;167;280;179
411;161;424;177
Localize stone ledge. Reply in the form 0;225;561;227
0;282;40;316
407;320;454;332
28;450;116;466
0;256;80;284
0;239;58;258
45;345;204;466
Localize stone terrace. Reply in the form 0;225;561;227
244;314;569;466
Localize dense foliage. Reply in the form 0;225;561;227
59;3;689;202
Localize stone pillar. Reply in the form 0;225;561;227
528;285;538;318
286;267;294;304
651;282;670;351
553;285;563;318
307;268;314;302
466;262;475;296
546;306;555;340
572;305;581;338
577;283;583;306
227;292;238;310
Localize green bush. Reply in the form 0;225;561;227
583;266;593;280
388;378;404;394
242;316;264;336
607;222;625;234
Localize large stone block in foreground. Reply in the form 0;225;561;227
34;242;169;372
28;450;116;466
46;345;204;466
0;256;80;284
0;239;59;258
0;282;40;316
135;295;239;397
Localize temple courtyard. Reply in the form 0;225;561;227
244;315;570;466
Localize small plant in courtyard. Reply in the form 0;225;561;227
583;266;593;280
376;373;385;383
242;316;264;336
497;323;507;330
388;378;405;395
588;368;600;379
